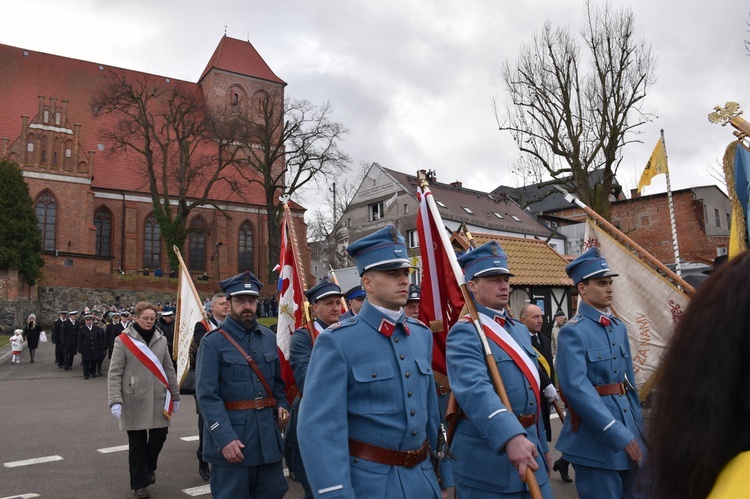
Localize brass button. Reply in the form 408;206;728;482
405;372;411;378
394;338;399;343
613;355;617;359
412;430;417;436
354;458;359;463
614;369;618;373
612;342;616;346
372;373;377;378
410;410;415;416
624;408;628;412
400;355;405;360
530;401;534;406
407;391;413;397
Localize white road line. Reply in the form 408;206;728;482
4;455;63;468
97;445;130;454
180;435;200;442
0;494;40;499
182;485;211;496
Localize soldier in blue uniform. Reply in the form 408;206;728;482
556;247;644;498
288;279;344;498
196;271;290;499
298;225;452;498
339;285;365;320
446;241;552;498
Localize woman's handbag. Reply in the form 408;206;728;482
179;369;196;395
39;331;48;343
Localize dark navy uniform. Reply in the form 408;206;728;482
196;272;289;499
556;248;644;498
297;225;451;498
52;311;67;367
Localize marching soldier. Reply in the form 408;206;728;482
556;247;644;498
288;280;344;498
62;310;80;370
339;285;365;320
446;241;552;498
78;313;101;379
196;271;290;499
298;225;451;498
52;310;67;368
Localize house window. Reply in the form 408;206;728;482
727;213;731;228
461;206;474;215
407;229;419;248
43;110;49;123
511;215;522;222
369;201;384;221
144;215;161;269
94;208;112;256
232;93;239;106
238;221;254;273
715;209;720;227
55;112;61;125
35;192;56;251
188;218;207;271
404;203;408;214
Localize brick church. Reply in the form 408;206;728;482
0;36;308;305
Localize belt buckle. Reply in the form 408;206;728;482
254;397;264;410
404;449;418;467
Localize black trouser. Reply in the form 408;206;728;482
82;359;97;378
63;353;75;369
127;427;168;489
196;404;207;467
55;344;64;366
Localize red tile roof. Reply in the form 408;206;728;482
456;232;573;287
199;35;286;85
0;41;281;207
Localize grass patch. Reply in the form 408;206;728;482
0;335;9;349
258;317;277;328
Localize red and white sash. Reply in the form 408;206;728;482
468;312;541;408
119;333;174;419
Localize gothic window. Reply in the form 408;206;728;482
35;192;56;251
238;221;254;273
94;208;112;257
144;214;161;269
188;217;207;271
55;112;61;125
26;133;35;164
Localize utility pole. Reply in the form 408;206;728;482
330;182;337;226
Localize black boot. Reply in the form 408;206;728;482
553;457;572;482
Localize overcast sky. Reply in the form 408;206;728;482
4;0;748;212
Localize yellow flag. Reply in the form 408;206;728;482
638;139;669;193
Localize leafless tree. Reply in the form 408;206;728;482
231;93;351;279
91;71;245;270
495;1;656;219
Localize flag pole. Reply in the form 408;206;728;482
173;245;208;386
328;266;349;312
555;187;695;295
418;173;543;499
661;130;682;277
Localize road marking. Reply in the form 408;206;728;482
180;435;200;442
183;485;211;496
4;455;63;468
97;445;129;454
0;494;40;499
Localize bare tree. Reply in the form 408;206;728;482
495;1;656;219
232;93;351;280
306;162;368;244
91;71;244;270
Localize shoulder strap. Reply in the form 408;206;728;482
218;328;274;397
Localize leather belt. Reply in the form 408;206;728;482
460;412;536;428
433;372;451;397
224;397;276;411
435;385;451;397
348;438;429;468
561;382;628;432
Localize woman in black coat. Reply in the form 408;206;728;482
22;314;42;363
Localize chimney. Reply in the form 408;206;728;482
450;180;462;188
426;169;437;183
61;99;69;125
38;95;45;117
630;189;640;199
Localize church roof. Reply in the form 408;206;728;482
199;35;286;85
0;41;280;208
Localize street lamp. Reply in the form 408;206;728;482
214;241;224;281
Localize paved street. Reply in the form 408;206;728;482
0;340;577;498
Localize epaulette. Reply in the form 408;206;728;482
566;315;581;325
405;316;428;329
328;317;357;330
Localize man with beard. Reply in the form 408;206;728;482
196;271;290;499
287;280;344;498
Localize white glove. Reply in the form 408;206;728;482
111;403;122;420
173;400;180;413
543;384;558;403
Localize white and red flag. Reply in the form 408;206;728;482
173;246;207;391
276;206;306;402
416;185;465;375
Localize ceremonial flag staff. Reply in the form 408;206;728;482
418;171;543;499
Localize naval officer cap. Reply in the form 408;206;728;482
220;271;263;297
407;283;421;302
60;310;69;315
305;279;343;304
344;285;366;301
346;225;415;276
566;247;619;284
161;310;174;317
458;240;515;281
69;310;79;316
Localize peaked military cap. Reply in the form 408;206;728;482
161;310;174;317
305;280;343;304
346;225;415;276
69;310;79;316
60;310;69;315
457;240;515;281
344;285;366;301
407;283;421;302
566;247;619;284
220;270;263;297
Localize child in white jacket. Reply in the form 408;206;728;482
10;329;24;364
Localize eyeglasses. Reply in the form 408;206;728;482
231;296;258;305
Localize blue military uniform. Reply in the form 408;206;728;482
446;241;552;498
287;281;343;499
556;248;644;498
297;225;451;498
196;271;290;499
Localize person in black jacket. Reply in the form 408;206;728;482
22;313;43;363
62;311;80;370
52;310;68;368
107;313;126;359
78;314;101;379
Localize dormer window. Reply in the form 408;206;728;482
493;212;504;219
461;206;474;215
511;215;522;222
436;200;447;208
